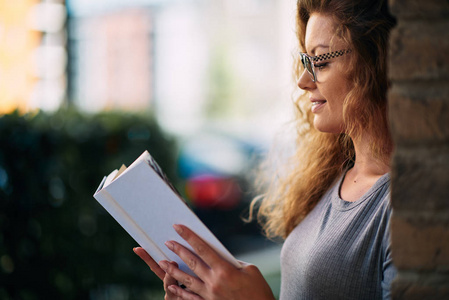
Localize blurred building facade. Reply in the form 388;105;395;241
0;0;37;113
0;0;66;113
0;0;296;140
68;9;154;111
154;0;297;137
66;0;296;139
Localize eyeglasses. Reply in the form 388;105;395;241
299;49;351;82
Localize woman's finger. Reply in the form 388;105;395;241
163;262;189;300
163;262;179;293
165;240;210;278
133;247;165;281
166;284;204;300
172;224;231;271
159;260;205;295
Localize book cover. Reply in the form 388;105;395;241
93;151;241;277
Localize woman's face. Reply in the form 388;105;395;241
298;13;352;134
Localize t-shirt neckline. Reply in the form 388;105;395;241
332;171;390;211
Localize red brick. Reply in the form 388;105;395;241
391;148;449;211
389;0;449;19
389;20;449;81
392;272;449;300
388;83;449;145
391;215;449;271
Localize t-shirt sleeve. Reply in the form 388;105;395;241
381;208;397;300
382;246;396;300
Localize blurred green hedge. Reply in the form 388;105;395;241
0;109;178;299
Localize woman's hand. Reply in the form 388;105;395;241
157;224;275;300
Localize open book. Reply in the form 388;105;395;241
93;151;241;277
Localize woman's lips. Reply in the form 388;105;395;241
311;99;326;113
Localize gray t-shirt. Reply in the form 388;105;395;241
280;172;396;300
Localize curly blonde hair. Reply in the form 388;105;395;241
250;0;396;239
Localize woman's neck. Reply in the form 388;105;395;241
351;135;390;177
339;135;390;202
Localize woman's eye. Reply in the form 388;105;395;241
315;62;328;70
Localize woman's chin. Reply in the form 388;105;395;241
313;119;342;134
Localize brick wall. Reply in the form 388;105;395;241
388;0;449;299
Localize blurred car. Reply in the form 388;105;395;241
178;131;264;210
176;130;270;254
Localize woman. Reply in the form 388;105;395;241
134;0;397;299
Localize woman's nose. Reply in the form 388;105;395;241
297;69;315;91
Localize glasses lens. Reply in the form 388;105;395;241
300;53;315;81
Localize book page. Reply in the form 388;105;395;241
113;164;127;181
104;169;118;187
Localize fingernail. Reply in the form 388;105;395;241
168;285;177;295
165;241;174;250
159;260;169;271
173;224;183;234
133;247;138;253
